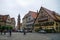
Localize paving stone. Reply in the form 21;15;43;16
0;32;60;40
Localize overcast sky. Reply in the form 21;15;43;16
0;0;60;24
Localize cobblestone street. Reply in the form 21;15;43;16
0;32;60;40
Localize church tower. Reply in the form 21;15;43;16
17;14;20;30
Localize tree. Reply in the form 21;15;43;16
6;25;13;30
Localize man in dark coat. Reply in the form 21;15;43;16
23;28;26;35
9;29;12;36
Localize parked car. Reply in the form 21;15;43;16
19;30;23;32
38;30;46;34
27;30;32;32
16;30;23;32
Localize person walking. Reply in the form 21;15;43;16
9;29;12;36
4;29;6;35
0;29;3;35
23;28;26;35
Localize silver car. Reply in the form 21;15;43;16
38;30;46;33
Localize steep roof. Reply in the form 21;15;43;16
11;18;15;24
41;7;60;21
23;11;37;19
0;15;9;21
11;18;15;20
11;18;15;22
29;11;37;18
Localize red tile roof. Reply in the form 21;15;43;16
11;18;15;22
11;18;15;20
23;11;37;19
29;11;37;18
41;7;60;21
0;15;9;21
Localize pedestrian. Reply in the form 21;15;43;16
9;30;12;36
4;29;6;35
23;28;26;35
0;29;3;35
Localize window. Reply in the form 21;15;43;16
29;18;31;20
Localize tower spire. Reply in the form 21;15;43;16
17;14;20;30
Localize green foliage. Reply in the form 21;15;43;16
6;25;13;30
0;26;1;29
0;25;13;30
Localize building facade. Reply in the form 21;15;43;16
11;18;15;30
0;15;11;26
0;15;15;30
22;11;37;32
34;7;60;32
